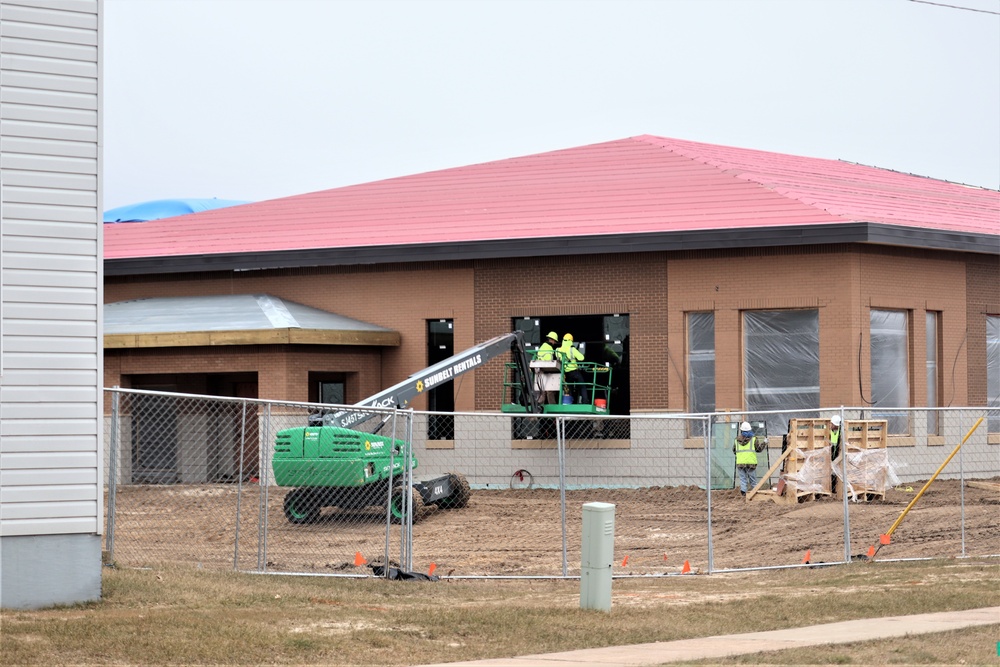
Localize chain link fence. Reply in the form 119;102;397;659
104;389;1000;578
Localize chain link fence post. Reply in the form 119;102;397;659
557;416;568;577
257;401;271;573
704;413;714;574
232;399;247;571
105;390;120;564
840;406;851;564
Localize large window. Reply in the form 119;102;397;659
926;311;940;435
988;315;999;433
744;310;819;437
510;314;630;441
871;309;910;434
687;312;715;436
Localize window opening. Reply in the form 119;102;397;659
988;315;999;433
687;312;715;437
743;310;819;437
510;314;629;440
926;311;940;435
871;309;910;434
428;319;455;440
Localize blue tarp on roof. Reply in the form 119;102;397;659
103;198;250;223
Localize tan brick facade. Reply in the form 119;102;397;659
966;254;1000;407
105;245;994;416
472;253;667;411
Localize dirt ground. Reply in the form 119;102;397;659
107;478;1000;577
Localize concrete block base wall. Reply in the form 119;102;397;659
1;534;102;610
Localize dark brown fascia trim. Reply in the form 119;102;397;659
104;223;998;276
104;329;401;349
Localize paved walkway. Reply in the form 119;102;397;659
421;606;1000;667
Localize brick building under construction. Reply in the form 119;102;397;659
103;135;1000;450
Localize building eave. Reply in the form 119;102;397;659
104;328;401;349
104;223;998;277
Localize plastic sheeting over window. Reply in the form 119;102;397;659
743;310;819;437
988;315;1000;433
871;310;910;434
687;312;715;436
926;312;940;435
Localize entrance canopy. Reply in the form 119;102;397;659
104;294;399;348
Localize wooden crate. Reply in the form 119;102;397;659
780;419;834;502
844;420;887;450
786;418;833;451
836;420;889;500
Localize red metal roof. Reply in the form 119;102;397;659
104;135;999;262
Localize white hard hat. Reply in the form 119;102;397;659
739;421;752;431
831;415;842;426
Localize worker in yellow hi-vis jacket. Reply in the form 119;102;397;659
557;332;587;404
733;421;765;495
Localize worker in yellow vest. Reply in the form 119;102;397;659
557;333;587;404
534;332;561;406
733;421;765;496
829;414;843;492
829;415;842;458
536;332;559;361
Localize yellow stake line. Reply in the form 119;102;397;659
883;416;984;540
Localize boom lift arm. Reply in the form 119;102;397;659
319;330;540;429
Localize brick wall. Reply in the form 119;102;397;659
966;254;1000;406
105;345;382;404
105;262;475;409
105;245;984;414
666;245;970;414
472;253;668;411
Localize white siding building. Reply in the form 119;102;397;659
0;0;102;609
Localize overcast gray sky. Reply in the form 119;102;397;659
104;0;1000;209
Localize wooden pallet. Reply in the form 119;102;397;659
844;420;887;450
836;420;890;500
787;418;834;450
782;419;834;501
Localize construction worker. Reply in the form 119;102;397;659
534;331;561;406
557;332;587;404
829;415;843;459
536;332;559;361
733;421;765;496
829;414;843;492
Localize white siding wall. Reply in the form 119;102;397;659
1;0;101;541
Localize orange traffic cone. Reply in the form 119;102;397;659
354;551;367;566
802;549;811;564
428;563;437;577
681;560;691;574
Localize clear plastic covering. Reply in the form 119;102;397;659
988;315;1000;433
782;446;831;494
870;309;910;434
833;448;900;500
743;310;819;437
688;312;716;423
926;312;939;434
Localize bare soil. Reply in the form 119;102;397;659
107;478;1000;577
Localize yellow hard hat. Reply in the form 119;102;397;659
546;331;559;340
563;333;573;342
